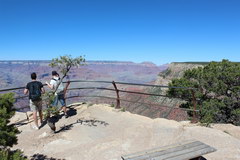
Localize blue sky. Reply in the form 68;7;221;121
0;0;240;65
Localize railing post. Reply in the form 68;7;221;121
191;89;197;123
112;81;120;109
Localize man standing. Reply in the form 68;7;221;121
46;71;69;118
24;72;45;130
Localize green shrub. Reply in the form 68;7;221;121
0;149;27;160
168;60;240;125
0;93;19;148
0;93;27;159
121;107;126;112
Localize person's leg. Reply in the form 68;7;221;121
33;111;39;128
58;94;68;117
30;100;39;129
62;106;68;118
37;100;43;124
39;110;43;123
62;105;67;114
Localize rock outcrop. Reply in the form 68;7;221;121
11;103;240;160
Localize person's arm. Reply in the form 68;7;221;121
41;86;45;94
39;82;45;94
46;81;54;90
24;84;29;95
24;88;28;95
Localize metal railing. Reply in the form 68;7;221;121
0;80;199;122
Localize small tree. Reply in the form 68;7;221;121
0;93;27;160
167;59;240;125
0;93;19;148
43;55;85;129
49;55;85;92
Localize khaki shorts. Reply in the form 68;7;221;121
29;99;42;112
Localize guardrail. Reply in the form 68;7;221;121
0;80;199;122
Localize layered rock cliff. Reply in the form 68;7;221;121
123;62;206;120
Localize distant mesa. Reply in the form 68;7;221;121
140;61;156;67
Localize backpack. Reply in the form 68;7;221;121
29;82;41;101
52;78;64;95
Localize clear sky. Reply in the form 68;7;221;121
0;0;240;65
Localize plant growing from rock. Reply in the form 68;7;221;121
43;55;85;130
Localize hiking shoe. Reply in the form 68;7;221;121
32;125;39;130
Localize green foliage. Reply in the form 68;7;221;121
49;55;85;98
159;69;172;78
0;93;27;159
49;55;85;78
0;93;20;148
0;149;27;160
43;105;59;119
0;93;15;119
42;91;58;118
87;103;93;107
121;107;126;112
42;91;55;106
200;99;222;125
167;59;240;125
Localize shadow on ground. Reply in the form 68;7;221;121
47;107;77;131
199;156;207;160
66;107;77;117
13;107;78;128
54;118;109;133
30;153;65;160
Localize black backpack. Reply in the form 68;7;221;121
29;82;41;101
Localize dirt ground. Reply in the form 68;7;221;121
11;103;240;160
